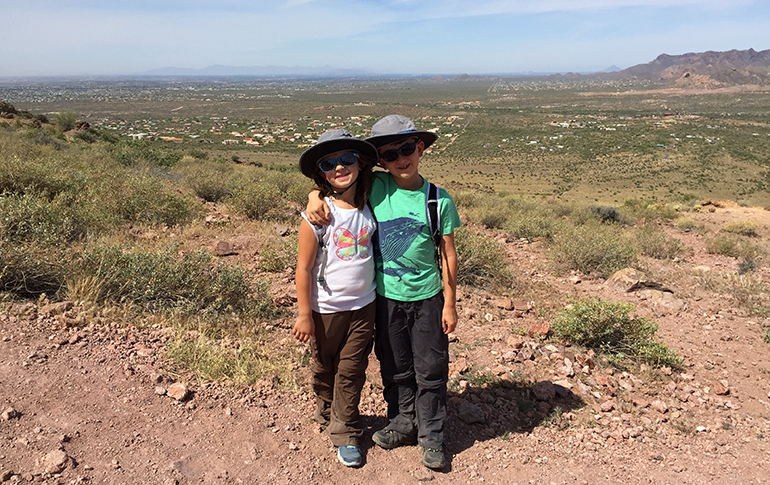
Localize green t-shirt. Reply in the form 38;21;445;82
370;171;461;302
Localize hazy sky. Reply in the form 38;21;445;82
3;0;768;77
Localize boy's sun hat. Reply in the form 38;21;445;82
365;114;438;149
299;129;378;178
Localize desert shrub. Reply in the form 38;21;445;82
505;214;562;241
228;182;283;220
0;243;67;297
705;233;765;260
258;235;298;273
107;176;199;226
549;220;637;277
454;227;514;288
737;257;759;275
0;191;105;246
634;224;689;260
471;206;508;229
165;333;294;387
622;198;677;220
552;297;681;368
722;220;760;237
674;217;699;231
179;159;235;202
451;190;482;209
54;111;78;132
260;169;313;208
73;244;273;316
587;205;624;224
110;140;183;168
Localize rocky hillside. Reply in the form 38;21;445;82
609;48;770;85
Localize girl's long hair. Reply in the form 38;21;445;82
312;152;375;210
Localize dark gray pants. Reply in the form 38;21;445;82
374;292;448;449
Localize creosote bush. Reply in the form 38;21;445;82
634;224;689;260
552;298;681;368
454;227;514;289
71;244;274;317
722;220;760;237
549;220;637;277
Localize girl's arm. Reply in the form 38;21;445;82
293;219;318;342
439;232;458;335
305;189;331;225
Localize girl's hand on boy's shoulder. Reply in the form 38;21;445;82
293;316;314;342
306;191;331;225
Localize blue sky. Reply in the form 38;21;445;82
2;0;768;77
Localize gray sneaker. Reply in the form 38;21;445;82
421;446;446;469
371;428;417;449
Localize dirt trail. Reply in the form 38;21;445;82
1;206;770;484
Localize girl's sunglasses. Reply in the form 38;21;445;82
379;142;417;163
318;152;358;173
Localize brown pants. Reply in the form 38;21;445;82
311;301;375;447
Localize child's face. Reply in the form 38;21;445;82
319;150;360;191
378;137;423;187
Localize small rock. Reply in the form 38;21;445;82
39;301;73;317
137;348;155;358
448;357;468;376
600;400;615;412
660;366;672;376
213;240;237;257
1;470;13;481
501;351;517;363
651;400;668;414
457;400;486;424
514;347;533;362
167;382;189;401
532;380;556;401
712;380;729;395
496;298;514;310
1;408;20;421
506;335;525;349
41;449;70;474
288;442;299;451
275;224;291;237
527;321;550;339
155;387;167;396
569;275;582;284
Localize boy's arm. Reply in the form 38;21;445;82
293;220;318;343
305;189;331;225
439;232;458;335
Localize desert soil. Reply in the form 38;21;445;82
1;205;770;485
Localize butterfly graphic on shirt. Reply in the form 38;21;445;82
333;226;374;260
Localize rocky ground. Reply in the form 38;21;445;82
2;205;770;484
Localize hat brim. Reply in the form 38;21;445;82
299;139;378;178
365;131;438;150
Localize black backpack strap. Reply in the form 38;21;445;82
426;182;442;272
312;223;329;287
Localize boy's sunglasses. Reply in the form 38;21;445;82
318;152;358;173
379;142;417;163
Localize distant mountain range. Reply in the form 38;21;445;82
602;48;770;85
142;64;372;78
142;48;770;86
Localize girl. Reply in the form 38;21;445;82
293;129;378;467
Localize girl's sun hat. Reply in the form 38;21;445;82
299;129;378;178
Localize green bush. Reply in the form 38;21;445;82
722;221;760;237
110;140;183;167
0;242;67;297
587;205;624;224
674;217;699;231
634;224;689;260
228;182;283;220
506;214;562;241
73;244;274;316
552;298;681;368
549;220;637;277
258;236;298;273
108;176;199;226
54;111;78;132
706;233;765;260
179;159;235;202
454;227;514;288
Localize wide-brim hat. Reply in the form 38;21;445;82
365;114;438;149
298;129;378;178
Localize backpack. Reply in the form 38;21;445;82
426;182;443;273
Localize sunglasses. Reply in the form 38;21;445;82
318;152;358;173
379;142;417;163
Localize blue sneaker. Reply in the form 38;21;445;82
337;445;362;467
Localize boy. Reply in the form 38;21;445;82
306;115;460;469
